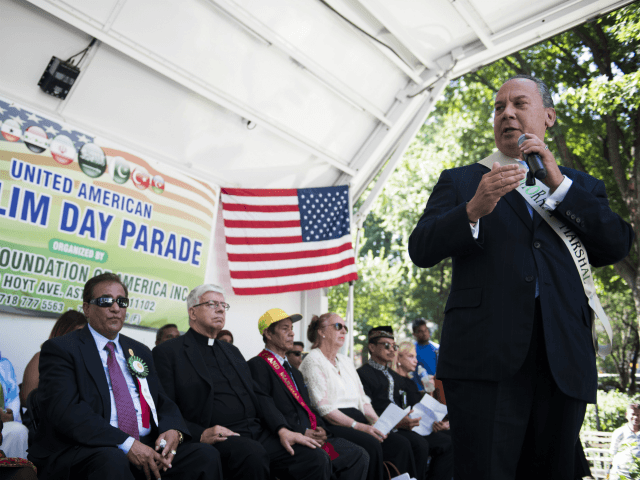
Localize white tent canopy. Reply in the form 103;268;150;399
0;0;633;373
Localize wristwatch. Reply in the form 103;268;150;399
177;430;184;444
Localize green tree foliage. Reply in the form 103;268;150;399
329;3;640;385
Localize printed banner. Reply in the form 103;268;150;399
0;97;219;330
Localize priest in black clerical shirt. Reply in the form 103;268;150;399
357;326;453;480
153;284;332;480
248;308;369;480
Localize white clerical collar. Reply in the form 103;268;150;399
208;338;214;346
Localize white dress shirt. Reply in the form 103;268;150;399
88;325;151;453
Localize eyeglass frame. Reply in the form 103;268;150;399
192;300;231;311
89;296;130;308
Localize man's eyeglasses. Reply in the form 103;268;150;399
376;341;398;351
323;323;348;333
192;301;230;311
89;297;129;308
287;351;302;357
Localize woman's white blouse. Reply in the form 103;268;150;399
299;348;371;417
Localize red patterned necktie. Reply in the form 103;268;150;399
105;342;139;440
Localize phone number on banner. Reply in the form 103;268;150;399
0;294;65;313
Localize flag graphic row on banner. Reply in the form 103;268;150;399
221;185;358;295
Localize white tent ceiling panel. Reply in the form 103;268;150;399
218;0;410;114
107;0;378;159
54;0;121;26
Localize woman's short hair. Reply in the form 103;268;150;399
307;312;338;346
49;310;87;339
392;340;416;371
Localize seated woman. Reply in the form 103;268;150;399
393;341;449;433
19;310;87;408
299;313;417;480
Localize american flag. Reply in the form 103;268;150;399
221;186;358;295
0;97;94;150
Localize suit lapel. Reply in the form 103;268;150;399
503;190;534;232
78;326;111;419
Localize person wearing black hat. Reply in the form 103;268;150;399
248;308;369;480
358;326;453;480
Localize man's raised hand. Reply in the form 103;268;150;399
466;162;526;223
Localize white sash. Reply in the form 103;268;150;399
479;151;612;357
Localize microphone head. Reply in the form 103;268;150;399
518;134;526;147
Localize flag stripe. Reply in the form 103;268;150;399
230;258;356;279
227;242;354;262
229;249;355;270
223;210;300;221
223;219;301;228
222;204;299;212
221;195;299;206
233;273;358;295
224;227;301;237
222;188;298;197
230;264;358;288
225;236;353;254
225;235;303;245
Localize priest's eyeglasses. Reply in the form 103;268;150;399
193;301;231;311
89;296;129;308
376;341;399;351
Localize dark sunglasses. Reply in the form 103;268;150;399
89;296;129;308
376;341;398;351
323;322;348;333
287;351;302;357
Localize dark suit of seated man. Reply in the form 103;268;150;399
247;308;369;480
153;284;332;480
28;273;221;480
357;327;453;480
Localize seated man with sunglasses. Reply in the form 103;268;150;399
357;327;453;480
28;273;221;480
286;341;305;370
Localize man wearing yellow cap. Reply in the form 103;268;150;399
248;309;369;480
153;285;331;480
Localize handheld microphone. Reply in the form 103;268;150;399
518;134;547;184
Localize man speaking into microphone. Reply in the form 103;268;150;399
408;75;634;480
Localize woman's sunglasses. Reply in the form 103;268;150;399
323;322;348;333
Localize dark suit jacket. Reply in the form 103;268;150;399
408;163;634;403
357;364;423;415
28;325;188;469
153;329;288;441
247;353;327;435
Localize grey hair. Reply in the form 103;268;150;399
187;284;225;309
506;74;554;109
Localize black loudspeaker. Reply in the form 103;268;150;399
38;56;80;100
